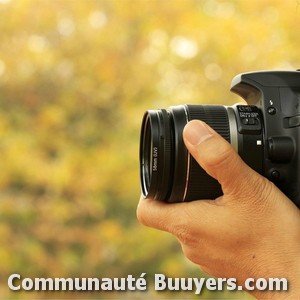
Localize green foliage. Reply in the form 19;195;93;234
0;0;299;298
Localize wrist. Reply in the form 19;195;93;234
250;256;300;299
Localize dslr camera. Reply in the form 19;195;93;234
139;70;300;208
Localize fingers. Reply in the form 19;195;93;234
137;196;180;233
183;120;266;199
137;196;198;235
137;195;217;237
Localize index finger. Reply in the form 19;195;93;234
137;196;181;233
136;195;217;236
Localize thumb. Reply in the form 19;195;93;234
183;120;266;198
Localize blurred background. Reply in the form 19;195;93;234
0;0;299;299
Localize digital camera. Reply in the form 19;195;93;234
139;70;300;208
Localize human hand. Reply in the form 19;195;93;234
137;120;300;299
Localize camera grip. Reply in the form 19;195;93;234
231;70;300;208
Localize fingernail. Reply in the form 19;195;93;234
184;120;213;146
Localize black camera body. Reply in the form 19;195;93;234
140;70;300;208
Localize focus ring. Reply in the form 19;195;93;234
185;105;230;201
187;105;230;141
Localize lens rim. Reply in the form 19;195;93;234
140;109;172;201
142;116;152;191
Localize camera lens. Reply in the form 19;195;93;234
140;105;233;202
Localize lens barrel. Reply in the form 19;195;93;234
140;104;231;202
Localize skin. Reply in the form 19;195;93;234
137;120;300;299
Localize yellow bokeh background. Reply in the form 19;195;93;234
0;0;299;298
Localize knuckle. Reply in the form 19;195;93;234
232;174;276;213
173;223;191;244
203;142;237;172
136;204;147;225
248;176;276;209
136;200;155;227
181;244;201;265
172;215;196;245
